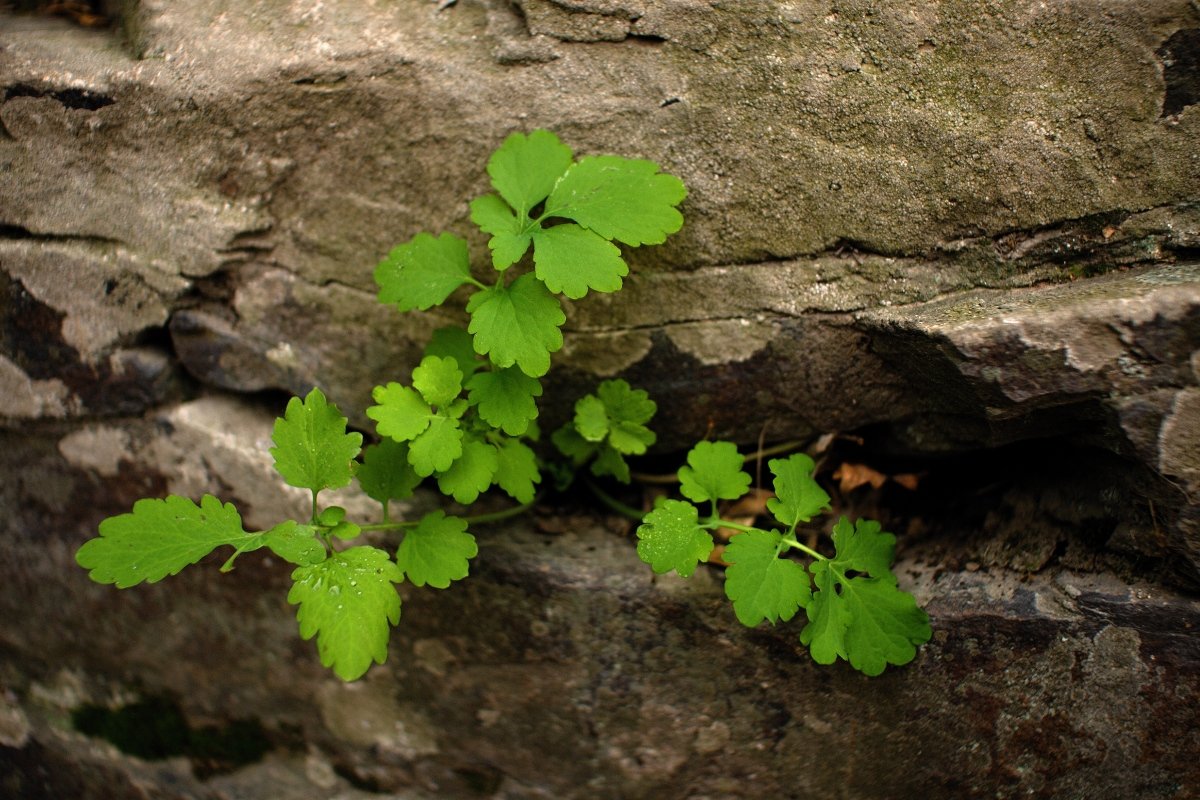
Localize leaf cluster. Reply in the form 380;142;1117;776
76;130;689;683
375;129;686;380
634;442;932;676
78;388;479;681
551;379;657;484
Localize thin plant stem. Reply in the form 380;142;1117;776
584;478;645;522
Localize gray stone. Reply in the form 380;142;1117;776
3;1;1200;797
0;398;1194;798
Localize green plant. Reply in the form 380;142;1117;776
76;130;686;680
76;129;929;681
631;442;932;676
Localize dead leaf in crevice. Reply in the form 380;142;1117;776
833;463;888;493
832;463;922;493
708;543;729;566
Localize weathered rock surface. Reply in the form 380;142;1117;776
1;400;1198;799
2;1;1199;797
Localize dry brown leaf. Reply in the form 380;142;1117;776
707;543;729;566
893;473;921;491
833;462;888;493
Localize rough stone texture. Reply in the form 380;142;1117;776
0;403;1198;799
2;1;1200;797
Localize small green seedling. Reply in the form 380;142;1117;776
634;442;932;675
76;130;688;680
77;129;928;681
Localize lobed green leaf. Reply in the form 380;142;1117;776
635;499;713;578
679;441;752;505
596;379;657;426
799;518;932;676
254;520;328;568
722;529;810;627
486;129;574;217
544;155;687;246
470;194;531;270
367;383;435;442
466;273;565;378
395;511;478;589
356;440;423;505
436;438;499;504
466;366;542;437
591;446;631;484
766;454;831;528
424;326;482;378
77;495;251;588
493;438;540;504
288;546;403;681
411;355;464;408
374;232;472;312
407;415;464;477
532;223;626;299
270;388;362;494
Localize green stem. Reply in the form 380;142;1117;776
780;535;826;562
467;276;489;290
702;518;758;533
702;518;827;562
462;494;542;525
584;478;645;522
310;490;320;524
628;439;810;486
355;493;542;533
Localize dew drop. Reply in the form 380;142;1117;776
329;585;341;597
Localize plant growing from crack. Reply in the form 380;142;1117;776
76;130;929;681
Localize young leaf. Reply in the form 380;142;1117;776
722;529;811;627
407;415;464;477
486;129;574;216
635;499;714;578
466;366;542;436
678;441;752;505
271;388;363;493
571;380;657;456
552;423;597;465
356;440;423;505
597;379;657;426
493;438;540;504
608;421;657;457
470;194;531;270
367;383;436;442
766;454;831;528
77;495;252;588
424;326;482;378
411;356;464;408
573;394;610;443
253;521;328;568
799;517;932;676
544;155;687;246
466;273;565;378
436;438;499;504
591;446;631;484
288;546;403;681
395;511;478;589
531;223;627;299
374;232;472;312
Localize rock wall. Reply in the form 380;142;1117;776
1;2;1198;798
